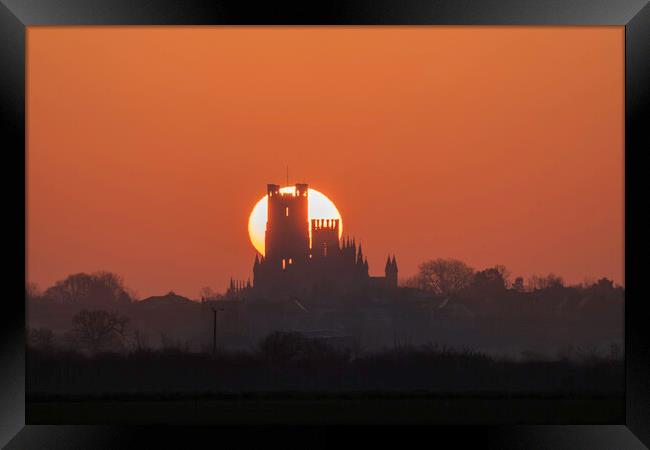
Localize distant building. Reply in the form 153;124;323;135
228;183;397;300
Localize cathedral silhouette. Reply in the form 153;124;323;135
228;183;397;300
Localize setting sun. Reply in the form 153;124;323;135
248;186;343;256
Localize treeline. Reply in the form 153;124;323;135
26;260;624;355
26;260;624;306
401;258;623;325
406;258;622;305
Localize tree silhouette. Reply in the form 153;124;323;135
471;267;508;296
493;264;511;286
414;258;475;297
511;277;525;292
594;277;615;290
43;271;133;305
527;273;565;291
70;309;129;353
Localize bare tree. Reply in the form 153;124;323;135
70;309;129;353
44;271;133;305
527;273;565;291
199;286;217;301
415;258;475;297
545;273;564;289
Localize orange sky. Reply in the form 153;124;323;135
27;26;624;299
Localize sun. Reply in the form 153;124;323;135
248;186;343;256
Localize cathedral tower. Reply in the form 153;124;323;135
248;182;397;298
264;183;310;268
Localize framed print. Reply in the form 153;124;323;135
1;0;649;448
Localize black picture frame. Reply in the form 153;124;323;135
1;0;648;448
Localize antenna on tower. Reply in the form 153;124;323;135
286;165;289;187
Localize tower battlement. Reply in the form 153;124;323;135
311;218;339;231
267;183;308;198
311;219;340;259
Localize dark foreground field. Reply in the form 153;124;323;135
28;391;624;425
27;332;624;424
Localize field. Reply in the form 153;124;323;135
27;338;624;424
28;392;623;424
